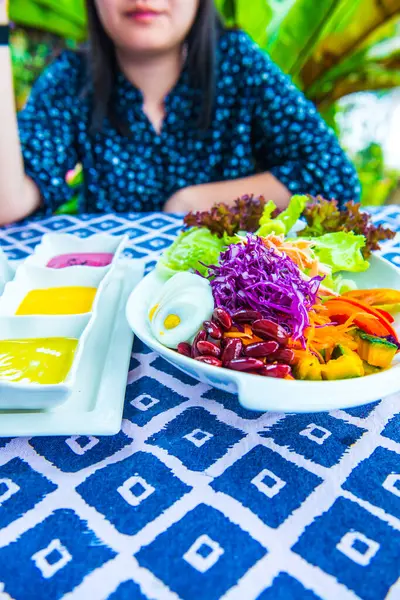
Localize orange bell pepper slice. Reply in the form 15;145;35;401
324;297;398;341
344;289;400;308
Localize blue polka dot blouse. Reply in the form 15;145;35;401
18;30;361;215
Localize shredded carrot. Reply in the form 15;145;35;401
242;335;264;346
223;325;258;342
299;302;359;361
261;235;335;279
224;331;248;339
261;235;315;271
309;260;319;278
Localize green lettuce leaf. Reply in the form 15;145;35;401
257;199;283;236
257;219;286;237
156;227;229;279
322;273;358;294
307;232;369;274
278;194;307;234
256;195;307;237
258;200;277;226
333;275;358;294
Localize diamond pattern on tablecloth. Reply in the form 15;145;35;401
0;210;399;600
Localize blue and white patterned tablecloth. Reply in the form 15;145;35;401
0;207;399;600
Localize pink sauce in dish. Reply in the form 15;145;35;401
47;252;114;268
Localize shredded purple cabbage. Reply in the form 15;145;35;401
207;235;322;340
385;335;400;350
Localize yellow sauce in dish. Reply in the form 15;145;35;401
0;338;78;384
16;286;96;315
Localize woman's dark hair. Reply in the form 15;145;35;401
85;0;221;134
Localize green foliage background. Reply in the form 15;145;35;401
9;0;400;210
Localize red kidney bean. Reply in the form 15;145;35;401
219;336;228;349
195;356;222;367
259;364;292;378
232;309;262;324
203;320;223;340
268;348;295;365
191;330;207;358
221;338;243;365
177;342;191;357
245;340;279;358
197;340;221;358
226;357;265;372
196;330;207;342
252;319;289;344
212;307;232;330
191;346;200;359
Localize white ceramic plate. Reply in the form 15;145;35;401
0;261;143;436
126;255;400;413
0;246;127;409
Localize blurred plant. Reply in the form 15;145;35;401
54;164;83;215
354;142;399;205
216;0;400;115
216;0;400;205
337;90;400;205
10;27;74;110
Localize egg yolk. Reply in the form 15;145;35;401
149;304;159;322
164;314;180;329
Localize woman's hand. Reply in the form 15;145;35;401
163;186;198;213
163;173;291;214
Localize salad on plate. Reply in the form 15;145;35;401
148;195;400;382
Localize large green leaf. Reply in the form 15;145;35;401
317;63;400;109
34;0;86;27
216;0;273;46
265;0;297;37
306;29;400;97
264;0;400;106
301;0;400;91
215;0;236;25
10;0;86;41
235;0;273;47
266;0;341;81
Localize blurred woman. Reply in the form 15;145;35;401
0;0;360;223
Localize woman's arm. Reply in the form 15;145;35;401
163;172;291;213
0;4;41;224
247;36;360;207
165;33;360;215
1;2;81;226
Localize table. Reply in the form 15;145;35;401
0;207;399;600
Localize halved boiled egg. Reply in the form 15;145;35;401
148;273;214;348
